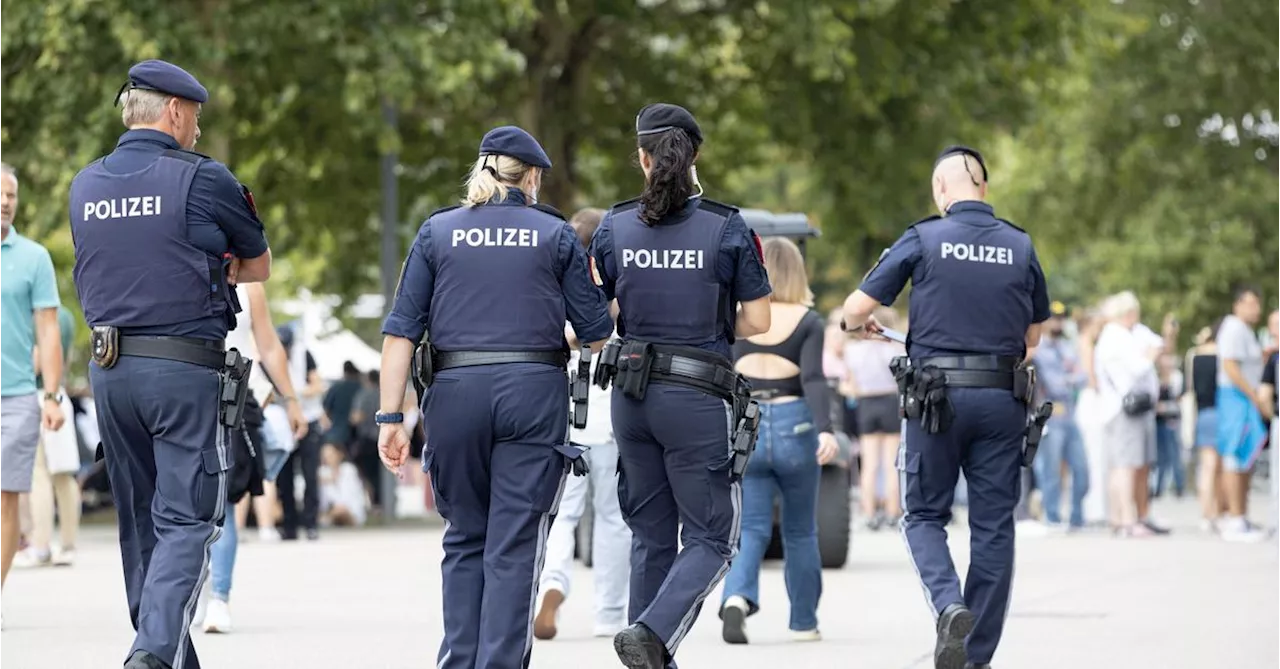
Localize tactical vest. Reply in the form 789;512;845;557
907;206;1035;358
611;198;731;348
70;150;235;334
427;201;568;352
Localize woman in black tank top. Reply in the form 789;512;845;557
718;238;837;645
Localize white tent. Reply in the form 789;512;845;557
277;289;382;380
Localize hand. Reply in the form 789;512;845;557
286;401;308;440
816;432;840;466
319;413;333;433
378;424;410;474
41;397;65;431
847;315;884;341
1256;397;1274;421
227;256;241;285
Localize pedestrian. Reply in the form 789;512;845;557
1213;285;1268;542
1;161;67;627
376;125;614;669
534;207;633;642
1030;302;1090;531
842;145;1051;669
587;103;772;668
274;324;327;541
69;60;271;669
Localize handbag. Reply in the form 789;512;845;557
1121;391;1154;416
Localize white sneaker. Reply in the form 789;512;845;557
203;599;233;633
1199;519;1218;534
593;622;626;637
791;629;821;642
1220;518;1268;544
258;527;281;543
191;581;210;629
12;548;51;569
721;596;749;645
52;548;75;567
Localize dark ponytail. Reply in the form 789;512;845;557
638;129;698;226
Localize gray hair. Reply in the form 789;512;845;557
1;162;15;188
119;89;172;128
1101;290;1140;320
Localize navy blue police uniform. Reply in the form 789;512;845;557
381;126;613;669
857;147;1050;669
588;104;772;669
69;60;268;669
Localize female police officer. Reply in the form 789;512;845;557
588;103;772;668
376;126;613;669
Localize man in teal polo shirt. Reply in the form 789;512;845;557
1;162;66;607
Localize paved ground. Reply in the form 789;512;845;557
1;495;1276;669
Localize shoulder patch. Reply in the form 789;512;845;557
609;197;641;214
697;197;739;219
240;183;258;217
996;217;1027;233
426;204;462;220
906;214;942;229
749;229;765;266
530;203;567;221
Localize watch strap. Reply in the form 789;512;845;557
375;411;404;424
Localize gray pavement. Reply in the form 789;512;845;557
1;495;1276;668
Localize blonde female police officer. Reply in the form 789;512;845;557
376;126;613;669
70;60;270;669
842;146;1050;669
588;103;772;669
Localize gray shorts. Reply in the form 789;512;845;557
1103;412;1155;470
1;394;41;492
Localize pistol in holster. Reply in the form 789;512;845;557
411;340;436;396
890;356;916;419
1023;401;1054;467
91;326;121;369
1013;362;1037;405
571;345;592;429
729;388;761;482
593;339;622;390
219;348;254;430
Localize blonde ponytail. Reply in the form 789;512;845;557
461;155;535;207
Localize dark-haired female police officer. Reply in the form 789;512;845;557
842;146;1050;669
377;126;614;669
589;103;772;669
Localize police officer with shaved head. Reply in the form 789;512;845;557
378;125;613;669
70;60;270;669
589;103;772;668
841;146;1051;669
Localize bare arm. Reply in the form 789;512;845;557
1024;323;1043;361
245;283;298;400
841;290;880;334
235;249;272;283
379;336;415;414
1221;358;1255;396
34;308;63;394
1259;383;1275;420
735;296;772;338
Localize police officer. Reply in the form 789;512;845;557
588;103;772;669
376;126;613;669
841;146;1051;669
69;60;270;669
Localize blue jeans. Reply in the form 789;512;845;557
1034;415;1089;526
720;399;822;631
209;506;237;601
1152;420;1185;497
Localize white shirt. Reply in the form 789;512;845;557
1094;321;1158;418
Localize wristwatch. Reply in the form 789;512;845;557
374;411;404;425
42;391;63;404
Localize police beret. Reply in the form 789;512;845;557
479;126;552;170
636;103;703;147
935;145;988;182
121;60;209;104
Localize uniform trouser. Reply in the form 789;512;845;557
898;387;1024;666
538;440;632;630
424;363;573;669
91;357;230;669
278;422;322;532
613;384;741;667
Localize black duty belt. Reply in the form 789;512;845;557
937;369;1015;390
119;336;226;370
650;345;741;400
918;355;1020;373
434;350;569;371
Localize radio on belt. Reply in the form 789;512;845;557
571;345;592;429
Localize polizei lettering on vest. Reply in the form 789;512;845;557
940;242;1014;266
620;248;705;270
82;196;163;221
451;228;539;248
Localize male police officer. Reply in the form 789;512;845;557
589;103;772;669
841;146;1050;669
377;126;613;669
70;60;270;669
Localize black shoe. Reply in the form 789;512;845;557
934;604;976;669
306;527;320;541
280;527;299;541
964;664;991;669
721;602;748;644
1141;518;1171;535
613;623;667;669
124;650;172;669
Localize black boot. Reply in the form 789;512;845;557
934;603;976;669
124;650;171;669
613;623;667;669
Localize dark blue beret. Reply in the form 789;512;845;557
636;103;703;147
478;126;552;170
935;145;988;181
121;59;208;104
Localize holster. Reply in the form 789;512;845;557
615;341;655;401
91;326;120;369
571;346;592;429
593;339;622;390
219;348;254;430
411;341;436;396
912;365;954;434
729;394;761;482
1023;401;1054;467
890;356;917;419
1013;363;1037;405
